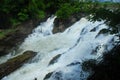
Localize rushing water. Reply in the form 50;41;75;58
1;16;117;80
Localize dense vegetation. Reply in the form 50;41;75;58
0;0;77;29
0;0;120;28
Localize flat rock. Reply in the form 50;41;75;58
0;51;36;79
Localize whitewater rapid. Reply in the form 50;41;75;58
1;16;117;80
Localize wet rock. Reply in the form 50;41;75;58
0;51;36;79
48;62;86;80
82;59;97;72
43;72;53;80
67;62;81;67
51;71;63;80
81;28;87;35
90;27;97;32
48;54;61;66
53;13;86;33
34;78;37;80
90;23;103;32
95;28;110;38
98;29;110;34
87;45;120;80
0;20;35;56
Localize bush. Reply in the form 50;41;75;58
56;3;75;18
36;10;45;19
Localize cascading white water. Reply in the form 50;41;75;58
1;16;117;80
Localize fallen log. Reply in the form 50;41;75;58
0;51;36;79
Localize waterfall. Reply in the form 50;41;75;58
1;16;117;80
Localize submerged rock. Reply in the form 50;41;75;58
95;28;111;38
67;62;81;67
48;54;61;66
43;72;53;80
0;51;36;79
50;71;63;80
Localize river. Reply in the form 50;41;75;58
1;16;117;80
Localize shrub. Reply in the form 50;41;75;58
56;3;76;18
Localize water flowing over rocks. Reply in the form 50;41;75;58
48;54;61;66
0;16;49;57
0;16;118;80
0;19;39;56
87;45;120;80
0;13;85;57
48;64;88;80
0;51;36;79
43;72;53;80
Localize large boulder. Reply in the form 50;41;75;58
53;13;87;33
0;51;37;79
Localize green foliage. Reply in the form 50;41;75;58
0;29;16;39
54;2;79;18
0;0;46;29
37;11;45;19
0;0;120;35
56;3;75;18
89;7;120;34
10;18;21;27
18;12;29;21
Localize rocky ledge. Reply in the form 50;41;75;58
0;18;45;56
0;51;36;79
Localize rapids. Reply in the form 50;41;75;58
1;16;117;80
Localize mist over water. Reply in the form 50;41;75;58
1;16;117;80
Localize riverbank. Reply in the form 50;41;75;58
0;18;45;56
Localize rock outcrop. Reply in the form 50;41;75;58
0;51;36;79
0;17;48;56
53;13;86;33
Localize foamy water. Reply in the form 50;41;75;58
1;16;117;80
